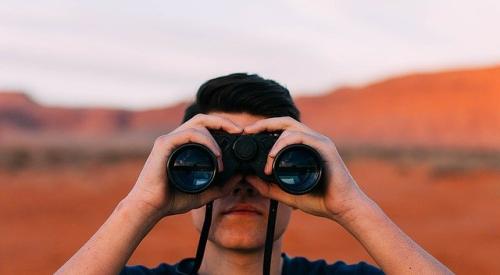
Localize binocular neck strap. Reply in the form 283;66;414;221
264;199;279;275
190;200;278;275
190;201;213;275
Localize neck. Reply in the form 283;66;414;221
198;239;284;275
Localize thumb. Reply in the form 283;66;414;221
199;175;242;203
246;175;298;208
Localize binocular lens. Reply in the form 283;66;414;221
274;145;322;194
167;144;217;193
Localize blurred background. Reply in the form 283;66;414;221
1;1;499;274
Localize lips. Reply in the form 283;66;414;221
222;204;263;216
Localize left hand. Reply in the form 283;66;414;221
244;116;370;221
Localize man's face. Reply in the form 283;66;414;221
191;112;292;252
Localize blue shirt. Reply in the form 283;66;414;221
120;253;384;274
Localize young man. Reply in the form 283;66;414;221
57;74;453;274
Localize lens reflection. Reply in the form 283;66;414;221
169;145;216;193
274;146;321;194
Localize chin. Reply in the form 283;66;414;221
215;232;265;252
211;217;267;251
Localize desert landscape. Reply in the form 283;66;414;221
1;66;499;274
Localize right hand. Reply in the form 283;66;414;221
123;114;243;219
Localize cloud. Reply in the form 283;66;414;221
1;0;499;109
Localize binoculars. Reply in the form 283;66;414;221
166;131;323;195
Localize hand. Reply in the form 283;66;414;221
244;117;370;222
124;114;244;219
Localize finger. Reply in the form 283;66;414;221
263;130;297;174
244;116;305;134
198;174;242;203
195;127;226;171
154;129;223;172
264;131;325;175
186;114;243;134
246;175;298;208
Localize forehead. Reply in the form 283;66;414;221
207;112;266;128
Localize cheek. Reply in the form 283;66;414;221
274;204;292;239
190;207;205;233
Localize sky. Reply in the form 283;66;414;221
1;0;499;109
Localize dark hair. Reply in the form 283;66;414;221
182;73;300;122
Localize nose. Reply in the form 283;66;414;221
231;176;257;197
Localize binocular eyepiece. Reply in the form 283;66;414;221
167;131;323;195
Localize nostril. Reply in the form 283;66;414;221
232;187;241;195
246;187;255;196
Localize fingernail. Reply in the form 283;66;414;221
265;168;271;175
268;161;274;174
218;158;223;172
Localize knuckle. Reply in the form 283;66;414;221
316;133;333;146
153;135;169;147
191;113;207;122
248;121;262;129
184;128;200;136
279;130;290;138
319;134;331;143
197;126;211;135
297;131;306;138
283;130;302;140
284;116;296;124
171;128;202;142
282;129;297;136
290;129;302;136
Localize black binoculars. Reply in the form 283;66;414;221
166;131;323;195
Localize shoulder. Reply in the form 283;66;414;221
120;258;194;275
282;254;384;275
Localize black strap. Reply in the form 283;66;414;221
190;201;213;275
190;200;278;275
263;199;279;275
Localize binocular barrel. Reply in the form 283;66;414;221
167;133;323;195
